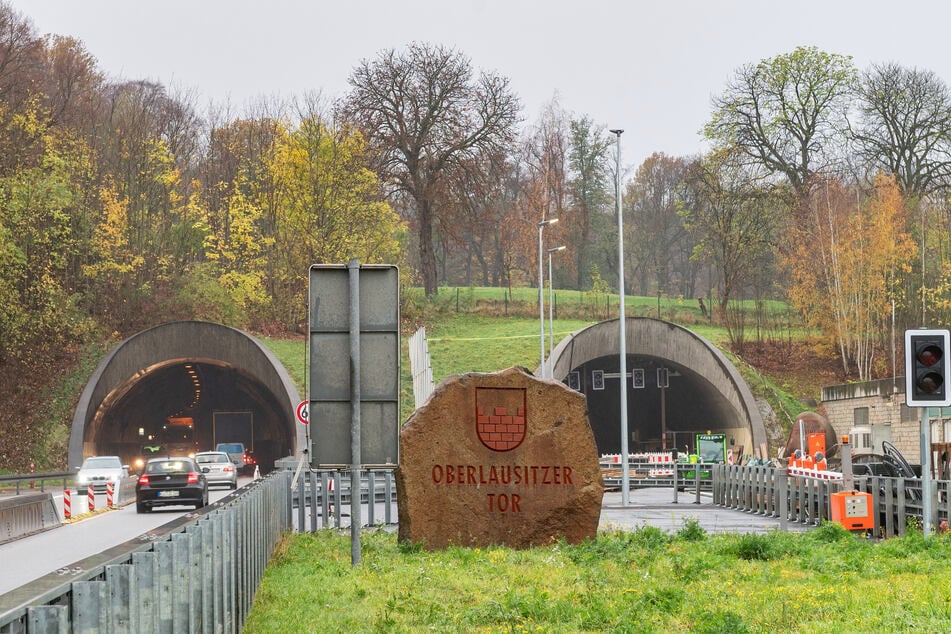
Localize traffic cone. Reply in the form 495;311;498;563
253;465;261;480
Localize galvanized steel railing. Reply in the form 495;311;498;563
0;469;292;633
0;472;73;495
713;464;950;538
291;468;398;531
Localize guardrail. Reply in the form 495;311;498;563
0;473;72;495
712;464;949;538
0;493;60;546
601;462;716;498
290;468;397;531
0;470;292;633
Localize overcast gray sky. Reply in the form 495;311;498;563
11;0;951;169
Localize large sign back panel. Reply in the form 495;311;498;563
309;264;399;466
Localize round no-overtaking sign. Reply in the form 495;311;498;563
296;401;309;425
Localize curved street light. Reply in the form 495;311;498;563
609;128;629;505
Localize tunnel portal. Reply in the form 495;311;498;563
548;318;767;459
68;321;303;472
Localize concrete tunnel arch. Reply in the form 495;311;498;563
68;321;304;471
547;317;767;459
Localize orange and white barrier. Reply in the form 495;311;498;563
648;453;674;477
106;482;115;507
599;452;675;476
63;489;71;520
787;465;842;481
87;484;95;512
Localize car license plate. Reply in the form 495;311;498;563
157;490;180;498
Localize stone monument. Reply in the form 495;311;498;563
396;366;604;549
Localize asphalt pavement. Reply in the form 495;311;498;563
599;486;812;534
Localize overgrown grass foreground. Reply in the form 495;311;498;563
246;522;951;633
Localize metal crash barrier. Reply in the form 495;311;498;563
0;470;292;633
713;464;946;538
0;494;60;546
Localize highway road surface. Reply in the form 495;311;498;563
0;478;249;596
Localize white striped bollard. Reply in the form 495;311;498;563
63;489;71;520
87;484;95;512
106;481;114;507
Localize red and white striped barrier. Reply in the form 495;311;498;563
106;482;115;507
787;466;843;481
648;453;674;477
63;489;71;520
599;452;676;476
87;484;95;512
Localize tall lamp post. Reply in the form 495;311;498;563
609;128;629;505
538;218;558;378
548;245;566;365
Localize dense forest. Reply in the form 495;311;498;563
4;3;951;467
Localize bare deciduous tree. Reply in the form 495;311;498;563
705;46;856;205
852;62;951;199
341;42;520;297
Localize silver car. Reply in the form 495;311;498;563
76;455;129;492
195;451;238;489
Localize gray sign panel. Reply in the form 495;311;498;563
309;264;399;466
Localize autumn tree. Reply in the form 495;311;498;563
342;42;520;297
787;174;916;379
627;153;698;299
705;46;856;206
263;112;402;325
566;116;612;290
681;150;780;322
519;100;571;288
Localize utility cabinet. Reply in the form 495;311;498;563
830;491;874;531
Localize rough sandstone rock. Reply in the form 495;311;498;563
396;366;603;549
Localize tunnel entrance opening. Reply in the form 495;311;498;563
85;359;293;474
69;321;303;472
574;355;744;457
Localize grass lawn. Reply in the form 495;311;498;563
246;523;951;633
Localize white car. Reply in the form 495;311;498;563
195;451;239;489
76;455;129;492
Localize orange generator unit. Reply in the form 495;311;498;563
830;491;874;531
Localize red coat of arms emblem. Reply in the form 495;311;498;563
475;387;527;451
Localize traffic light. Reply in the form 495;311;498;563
905;329;951;407
592;370;605;391
632;368;645;389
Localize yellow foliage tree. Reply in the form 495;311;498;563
787;174;916;379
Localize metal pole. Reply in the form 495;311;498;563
547;246;565;366
548;250;554;363
538;222;545;378
348;259;362;565
610;128;629;505
660;385;667;450
537;219;558;379
922;406;933;537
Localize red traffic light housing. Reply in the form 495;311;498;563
905;329;951;407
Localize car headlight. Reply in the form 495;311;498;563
77;474;87;484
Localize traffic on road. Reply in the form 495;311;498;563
0;475;252;596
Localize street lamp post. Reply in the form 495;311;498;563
609;128;629;505
548;245;566;366
537;218;558;378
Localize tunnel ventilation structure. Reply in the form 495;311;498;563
68;321;303;472
548;317;767;459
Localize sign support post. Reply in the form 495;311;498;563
309;261;399;566
348;260;362;566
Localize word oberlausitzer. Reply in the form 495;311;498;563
431;464;575;513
